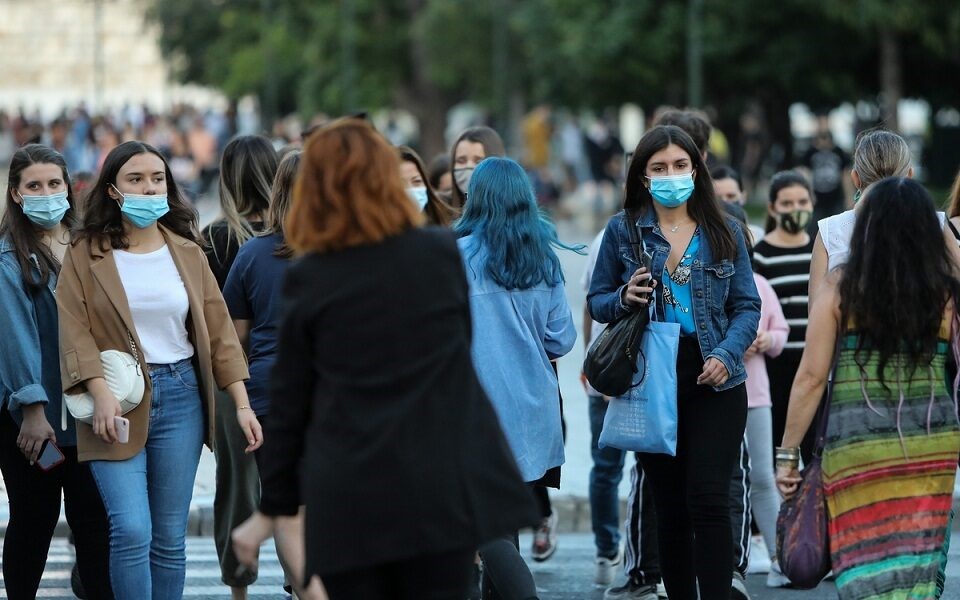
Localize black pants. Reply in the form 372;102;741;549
480;532;538;600
0;410;113;599
624;459;661;584
638;337;747;600
321;549;475;600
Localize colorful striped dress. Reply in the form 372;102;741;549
823;317;959;600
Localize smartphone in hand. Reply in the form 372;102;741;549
37;440;65;471
114;416;130;444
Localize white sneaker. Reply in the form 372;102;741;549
766;560;792;588
747;536;771;574
595;547;622;586
603;579;658;600
731;571;751;600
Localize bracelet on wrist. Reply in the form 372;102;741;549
775;446;800;458
237;406;251;411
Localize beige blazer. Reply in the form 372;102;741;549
57;226;249;462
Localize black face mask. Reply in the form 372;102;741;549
778;209;812;234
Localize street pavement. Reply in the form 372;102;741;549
14;531;960;599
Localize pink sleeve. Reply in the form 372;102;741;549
757;275;789;358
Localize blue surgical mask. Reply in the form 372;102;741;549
648;173;695;208
407;187;429;211
113;185;169;228
19;191;69;229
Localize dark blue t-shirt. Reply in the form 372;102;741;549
222;233;290;416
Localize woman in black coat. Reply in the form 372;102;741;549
231;119;536;600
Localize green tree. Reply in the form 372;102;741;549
148;0;960;163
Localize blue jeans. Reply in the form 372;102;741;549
90;358;204;600
589;395;625;557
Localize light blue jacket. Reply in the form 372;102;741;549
458;235;577;482
0;236;76;445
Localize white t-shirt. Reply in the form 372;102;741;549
113;245;194;365
580;231;607;397
819;209;946;272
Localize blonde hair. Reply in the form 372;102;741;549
947;168;960;218
217;135;279;249
263;150;301;258
853;129;912;189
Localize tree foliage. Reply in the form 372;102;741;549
148;0;960;155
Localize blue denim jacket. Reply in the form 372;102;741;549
587;210;761;391
0;236;76;445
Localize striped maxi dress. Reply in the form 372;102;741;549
823;316;959;600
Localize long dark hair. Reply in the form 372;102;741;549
74;141;200;251
449;126;506;209
1;144;77;290
624;125;736;261
839;177;960;387
765;170;815;233
398;145;455;226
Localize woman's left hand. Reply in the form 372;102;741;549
232;511;274;571
237;409;263;453
776;464;803;500
697;357;729;387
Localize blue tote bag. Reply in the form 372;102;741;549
598;317;680;455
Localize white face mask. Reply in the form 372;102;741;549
407;187;429;211
453;167;474;195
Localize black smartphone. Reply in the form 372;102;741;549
641;249;655;301
37;439;65;471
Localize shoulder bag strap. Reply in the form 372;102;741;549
624;209;643;263
948;219;960;244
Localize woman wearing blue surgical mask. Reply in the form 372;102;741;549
58;141;259;599
0;144;113;598
588;125;760;600
398;145;455;226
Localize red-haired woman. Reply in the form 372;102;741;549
232;120;536;599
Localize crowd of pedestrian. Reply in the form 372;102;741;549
2;101;960;600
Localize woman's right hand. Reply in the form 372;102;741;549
776;464;802;500
621;267;656;308
92;393;122;444
18;404;56;464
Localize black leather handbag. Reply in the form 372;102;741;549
583;210;653;397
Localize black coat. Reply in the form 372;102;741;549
258;226;537;578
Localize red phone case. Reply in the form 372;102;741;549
37;440;65;471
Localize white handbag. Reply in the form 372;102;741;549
62;332;145;427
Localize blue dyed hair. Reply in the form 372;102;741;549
454;157;585;290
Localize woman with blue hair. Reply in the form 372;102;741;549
456;157;581;599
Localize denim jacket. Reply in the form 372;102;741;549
587;210;761;391
0;236;76;445
458;234;576;482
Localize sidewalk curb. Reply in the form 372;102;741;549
9;494;960;539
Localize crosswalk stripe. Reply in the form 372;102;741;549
2;539;290;599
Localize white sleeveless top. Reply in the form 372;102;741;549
819;209;946;272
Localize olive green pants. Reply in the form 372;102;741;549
213;389;260;587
